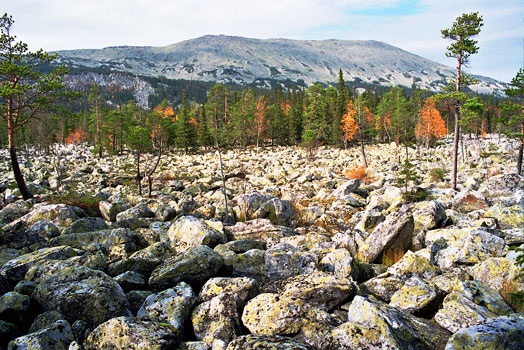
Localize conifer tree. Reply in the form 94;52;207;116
441;12;484;190
0;13;74;199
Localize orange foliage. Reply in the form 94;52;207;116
341;100;358;141
154;105;176;121
344;165;375;184
481;118;488;139
415;98;447;147
189;117;198;128
65;127;89;144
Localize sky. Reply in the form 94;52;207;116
2;0;522;83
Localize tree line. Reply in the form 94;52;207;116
1;12;523;200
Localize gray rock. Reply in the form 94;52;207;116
148;245;223;291
452;189;489;213
49;228;137;263
137;282;196;335
83;316;180;350
199;277;258;303
191;292;242;345
8;319;74;350
322;295;451;349
434;280;513;333
426;227;508;268
445;313;524;350
358;205;414;264
265;243;318;280
389;276;442;316
113;271;146;292
0;291;31;325
0;245;82;282
32;264;132;328
28;310;67;333
99;200;130;222
67;217;108;234
227;218;295;243
281;271;355;311
226;335;313;350
0;200;32;226
167;215;226;251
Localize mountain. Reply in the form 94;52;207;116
55;34;506;95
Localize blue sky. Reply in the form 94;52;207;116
2;0;522;82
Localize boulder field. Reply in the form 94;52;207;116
0;135;523;349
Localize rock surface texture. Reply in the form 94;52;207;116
0;137;523;349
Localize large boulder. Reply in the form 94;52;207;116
137;282;196;336
265;243;318;280
426;227;508;268
82;316;180;350
445;314;524;350
49;228;137;263
226;335;313;350
0;246;82;282
358;205;414;263
322;295;451;349
434;280;513;333
7;319;74;350
31;264;132;328
148;245;223;291
166;215;226;251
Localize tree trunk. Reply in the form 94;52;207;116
451;109;460;191
7;115;31;200
136;150;142;196
360;133;368;168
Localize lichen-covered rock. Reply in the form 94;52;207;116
265;243;318;280
0;200;32;226
99;200;130;222
116;203;154;221
198;277;258;303
31;264;132;328
24;204;84;228
360;275;405;302
137;282;196;336
166;215;226;251
478;173;524;200
319;248;354;279
28;220;60;240
126;290;153;316
227;218;295;242
148;245;223;291
0;245;82;282
426;227;508;268
389;276;442;316
66;217;108;234
82;316;180;350
0;291;31;325
445;314;524;350
483;204;524;230
452;189;489;213
434;280;513;333
231;249;267;279
332;179;361;199
358;205;414;263
49;228;137;263
387;250;441;281
412;200;447;232
226;335;313;350
281;271;355;311
241;293;309;336
28;311;67;333
113;271;146;292
323;295;451;350
474;259;524;307
7;319;74;350
191;292;242;345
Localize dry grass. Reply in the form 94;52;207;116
344;165;375;184
500;279;524;313
381;246;405;267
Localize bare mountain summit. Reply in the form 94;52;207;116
56;34;505;94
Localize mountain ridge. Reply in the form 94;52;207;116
55;34;506;95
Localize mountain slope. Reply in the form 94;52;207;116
55;35;505;94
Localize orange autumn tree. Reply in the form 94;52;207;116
415;98;448;147
341;99;358;148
